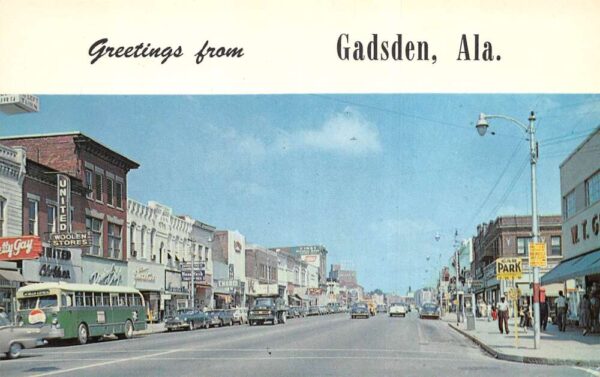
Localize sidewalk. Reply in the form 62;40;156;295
443;313;600;367
134;322;166;335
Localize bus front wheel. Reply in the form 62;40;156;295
77;323;89;345
118;320;134;339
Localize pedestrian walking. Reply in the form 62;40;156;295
519;302;531;333
497;297;509;334
487;301;492;322
540;299;549;331
590;292;599;333
556;290;568;332
580;293;592;336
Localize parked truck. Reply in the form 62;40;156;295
248;295;288;325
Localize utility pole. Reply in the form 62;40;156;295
454;229;460;325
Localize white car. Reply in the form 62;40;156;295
232;308;248;325
389;303;407;317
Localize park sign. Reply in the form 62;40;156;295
496;257;523;280
529;242;547;268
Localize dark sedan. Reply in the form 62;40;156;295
205;310;224;327
165;309;209;331
419;303;441;319
350;303;370;319
216;309;234;326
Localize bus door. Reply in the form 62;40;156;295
110;293;120;334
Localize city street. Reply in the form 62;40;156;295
1;312;594;377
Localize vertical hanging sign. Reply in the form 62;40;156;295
57;174;71;233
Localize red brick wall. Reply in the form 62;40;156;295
23;176;87;240
4;135;133;261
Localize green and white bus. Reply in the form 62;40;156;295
16;282;147;345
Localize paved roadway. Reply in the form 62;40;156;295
1;312;595;377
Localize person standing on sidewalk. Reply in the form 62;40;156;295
590;292;599;333
580;293;592;336
540;299;549;331
556;290;568;332
497;297;509;334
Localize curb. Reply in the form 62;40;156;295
448;323;600;368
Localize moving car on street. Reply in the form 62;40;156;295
0;312;47;359
389;303;407;317
350;303;370;319
165;309;208;331
419;303;441;319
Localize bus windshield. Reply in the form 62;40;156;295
18;295;58;310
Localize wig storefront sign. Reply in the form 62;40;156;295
0;236;43;261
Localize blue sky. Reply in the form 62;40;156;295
1;95;599;294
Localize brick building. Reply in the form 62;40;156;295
1;133;139;286
20;159;87;284
245;244;280;306
471;215;563;305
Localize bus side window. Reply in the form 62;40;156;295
85;292;93;307
127;293;134;307
111;294;119;307
102;293;110;306
135;295;143;307
75;292;84;307
62;294;73;307
95;293;103;307
119;293;127;306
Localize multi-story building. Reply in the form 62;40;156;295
185;218;215;310
126;200;193;319
20;160;88;285
245;244;279;306
472;215;563;305
1;133;140;289
213;230;247;307
0;144;27;319
275;245;328;286
542;127;600;320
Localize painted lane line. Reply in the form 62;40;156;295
27;349;181;377
30;347;462;354
574;367;600;377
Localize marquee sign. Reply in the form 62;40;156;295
0;236;43;261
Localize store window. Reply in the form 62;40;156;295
565;190;576;219
94;172;103;202
587;171;600;206
551;236;562;256
28;199;39;236
0;197;5;237
85;169;94;199
517;237;532;255
47;205;57;234
106;177;114;206
86;217;102;255
108;223;122;259
115;181;123;209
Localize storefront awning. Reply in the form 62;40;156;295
289;294;302;303
215;293;232;302
0;269;26;282
541;248;600;285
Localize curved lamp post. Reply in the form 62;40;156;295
476;111;541;349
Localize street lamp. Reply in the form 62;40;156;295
475;110;541;349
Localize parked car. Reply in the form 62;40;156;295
297;306;308;317
350;303;370;319
232;308;247;325
206;310;224;327
308;306;320;316
216;309;235;326
165;309;208;331
318;306;328;315
419;303;440;319
389;303;407;317
0;312;47;359
288;306;300;318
